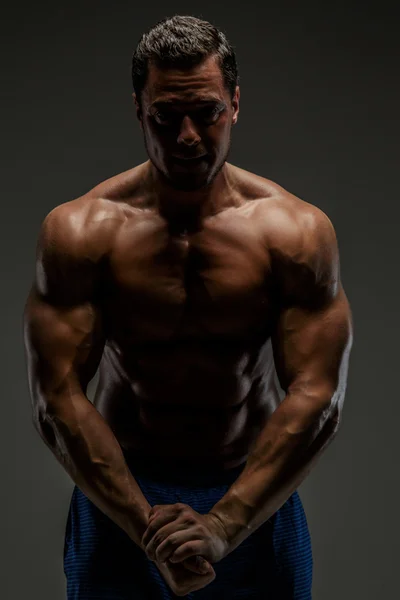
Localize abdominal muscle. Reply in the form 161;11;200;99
93;340;281;470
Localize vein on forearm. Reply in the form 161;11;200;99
210;393;339;550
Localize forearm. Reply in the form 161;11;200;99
210;394;339;555
35;392;151;548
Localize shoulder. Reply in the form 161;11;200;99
233;167;340;305
232;164;338;260
39;186;132;263
40;162;149;254
264;193;339;305
263;192;338;268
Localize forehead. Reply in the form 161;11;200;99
143;55;227;106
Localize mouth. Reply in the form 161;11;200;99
170;154;209;173
172;154;207;165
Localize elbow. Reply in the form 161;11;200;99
324;398;342;436
31;389;63;447
31;392;47;430
312;392;343;442
32;405;58;448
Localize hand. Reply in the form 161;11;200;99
155;556;215;597
142;503;230;566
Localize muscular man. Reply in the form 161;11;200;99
23;15;353;599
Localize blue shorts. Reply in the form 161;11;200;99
64;456;313;599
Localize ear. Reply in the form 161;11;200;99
132;93;143;129
232;86;240;125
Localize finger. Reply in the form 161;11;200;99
182;555;212;575
160;560;215;596
148;504;173;521
142;513;177;548
182;557;215;578
146;521;196;561
152;528;197;563
169;541;207;566
163;556;208;577
150;503;186;519
143;503;185;547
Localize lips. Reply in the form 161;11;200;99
172;154;207;163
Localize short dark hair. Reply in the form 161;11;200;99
131;15;239;105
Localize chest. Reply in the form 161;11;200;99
103;217;277;341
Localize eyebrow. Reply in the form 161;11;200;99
150;98;225;109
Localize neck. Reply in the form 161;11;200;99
144;160;237;232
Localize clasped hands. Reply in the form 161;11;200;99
141;502;230;596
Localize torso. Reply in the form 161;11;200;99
80;162;305;470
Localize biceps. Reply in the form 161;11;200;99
24;291;105;401
271;288;353;402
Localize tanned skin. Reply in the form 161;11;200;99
23;55;353;596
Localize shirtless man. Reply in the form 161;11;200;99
23;15;353;599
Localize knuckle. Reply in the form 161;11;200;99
168;534;178;545
155;547;163;561
155;536;176;561
185;541;197;551
160;536;175;554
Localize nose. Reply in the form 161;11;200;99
177;115;201;147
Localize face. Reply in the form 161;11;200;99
134;55;240;191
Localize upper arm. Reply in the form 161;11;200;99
23;203;107;415
270;207;353;420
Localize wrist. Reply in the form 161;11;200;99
209;494;253;553
124;504;152;548
207;511;248;557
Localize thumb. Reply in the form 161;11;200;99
182;556;213;574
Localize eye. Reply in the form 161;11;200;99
154;110;169;124
199;106;222;124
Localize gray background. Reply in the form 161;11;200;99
3;1;399;598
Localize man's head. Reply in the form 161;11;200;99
131;15;240;191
